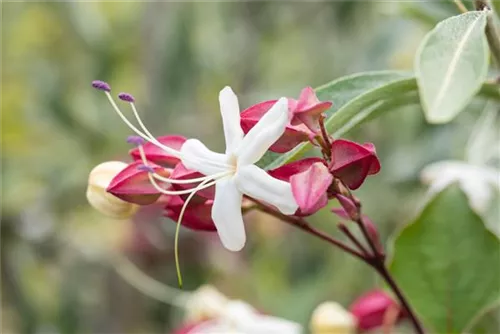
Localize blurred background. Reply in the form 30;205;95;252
2;1;499;333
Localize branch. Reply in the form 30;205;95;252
475;0;500;66
256;204;366;262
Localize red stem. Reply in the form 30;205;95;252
337;223;370;257
257;205;365;261
254;202;425;334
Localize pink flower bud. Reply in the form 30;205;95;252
349;290;404;331
240;89;332;153
107;161;172;205
290;86;332;133
290;162;333;216
331;208;382;252
268;157;324;181
268;158;331;216
329;139;381;190
129;135;186;166
240;100;310;153
334;194;358;220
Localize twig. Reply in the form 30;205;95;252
375;264;425;334
256;204;366;261
337;222;370;257
454;0;469;13
475;0;500;66
255;192;425;333
318;115;332;160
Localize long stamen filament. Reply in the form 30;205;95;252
137;145;229;185
125;98;229;170
147;173;219;196
173;177;215;288
105;91;230;170
151;171;228;185
104;92;173;156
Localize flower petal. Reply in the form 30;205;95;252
87;161;139;218
222;301;302;334
349;289;404;331
212;177;246;251
290;162;332;216
329;139;380;190
169;163;215;200
268;157;324;181
235;165;298;215
219;86;244;154
237;98;289;165
130;135;186;166
180;139;228;176
164;198;216;232
107;161;171;205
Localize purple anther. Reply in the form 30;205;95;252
118;92;135;103
126;135;145;146
137;164;155;173
91;80;111;92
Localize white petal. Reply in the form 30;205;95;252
222;301;302;334
460;178;494;213
212;177;246;251
466;106;498;165
244;315;302;334
235;165;298;215
219;86;244;154
180;139;228;176
237;98;289;165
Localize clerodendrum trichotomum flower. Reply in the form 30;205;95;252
91;81;298;251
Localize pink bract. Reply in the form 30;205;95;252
329;139;380;190
107;161;172;205
129;135;186;166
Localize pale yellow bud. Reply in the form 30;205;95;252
310;302;357;334
184;285;230;323
86;161;138;219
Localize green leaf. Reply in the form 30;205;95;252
415;11;489;123
259;72;500;170
258;71;413;169
389;184;500;333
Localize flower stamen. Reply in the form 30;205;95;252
136;145;229;186
174;177;216;288
91;81;230;170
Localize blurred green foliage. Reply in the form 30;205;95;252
2;2;498;333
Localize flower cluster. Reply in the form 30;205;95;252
87;82;381;252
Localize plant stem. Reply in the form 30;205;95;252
318;115;332;159
475;0;500;66
454;0;469;13
257;204;365;261
374;263;425;334
254;202;425;334
338;223;370;257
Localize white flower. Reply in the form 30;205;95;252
420;107;500;214
180;87;298;251
309;302;356;334
185;300;302;334
93;82;298;251
421;160;500;213
184;285;230;323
